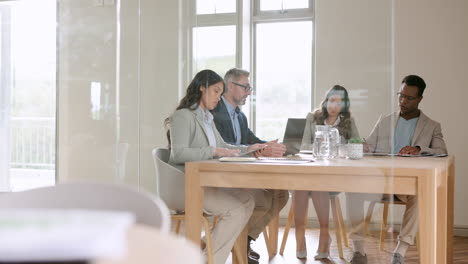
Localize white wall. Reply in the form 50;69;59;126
394;0;468;229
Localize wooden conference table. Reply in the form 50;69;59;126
185;156;454;264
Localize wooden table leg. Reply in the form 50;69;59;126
418;170;437;264
185;163;204;247
233;226;248;264
447;161;455;263
268;215;279;256
436;161;454;264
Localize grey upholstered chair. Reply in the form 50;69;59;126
0;182;171;232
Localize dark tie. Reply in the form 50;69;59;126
235;107;244;143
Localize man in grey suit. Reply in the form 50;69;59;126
211;68;289;264
347;75;448;264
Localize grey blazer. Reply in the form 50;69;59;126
300;112;360;150
168;108;248;172
366;111;447;155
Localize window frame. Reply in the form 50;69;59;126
188;0;315;133
0;5;12;191
253;0;314;21
250;0;314;133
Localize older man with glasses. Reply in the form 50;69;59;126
346;75;447;264
210;68;289;264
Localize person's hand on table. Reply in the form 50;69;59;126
246;143;267;156
398;146;421;155
254;139;286;157
213;148;240;158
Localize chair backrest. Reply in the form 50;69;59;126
0;182;171;233
152;148;185;211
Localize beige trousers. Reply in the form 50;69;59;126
203;187;255;264
247;189;289;239
346;193;418;245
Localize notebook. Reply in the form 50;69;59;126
282;118;307;155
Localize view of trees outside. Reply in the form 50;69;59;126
192;25;236;78
254;21;312;140
1;0;56;190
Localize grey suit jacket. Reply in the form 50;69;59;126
366;111;447;155
168;108;248;172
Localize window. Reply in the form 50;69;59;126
192;25;236;77
0;0;56;191
197;0;236;14
254;21;312;140
190;0;313;140
259;0;309;11
0;5;11;191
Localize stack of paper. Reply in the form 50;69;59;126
0;209;135;262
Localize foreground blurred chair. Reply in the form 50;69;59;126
0;182;171;232
279;193;348;259
153;147;247;264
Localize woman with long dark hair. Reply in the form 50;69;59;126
166;69;265;264
294;85;360;260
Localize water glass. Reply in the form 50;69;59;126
313;131;330;159
338;144;348;158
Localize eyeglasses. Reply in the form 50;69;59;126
397;92;418;101
231;81;253;92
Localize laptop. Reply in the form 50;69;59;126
282;118;306;155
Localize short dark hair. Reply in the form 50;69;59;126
401;75;426;97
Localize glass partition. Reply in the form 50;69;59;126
1;0;457;263
56;0;145;187
188;1;444;263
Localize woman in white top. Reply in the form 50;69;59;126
167;69;265;264
294;85;360;260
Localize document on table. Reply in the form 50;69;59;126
0;209;135;262
219;157;257;162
